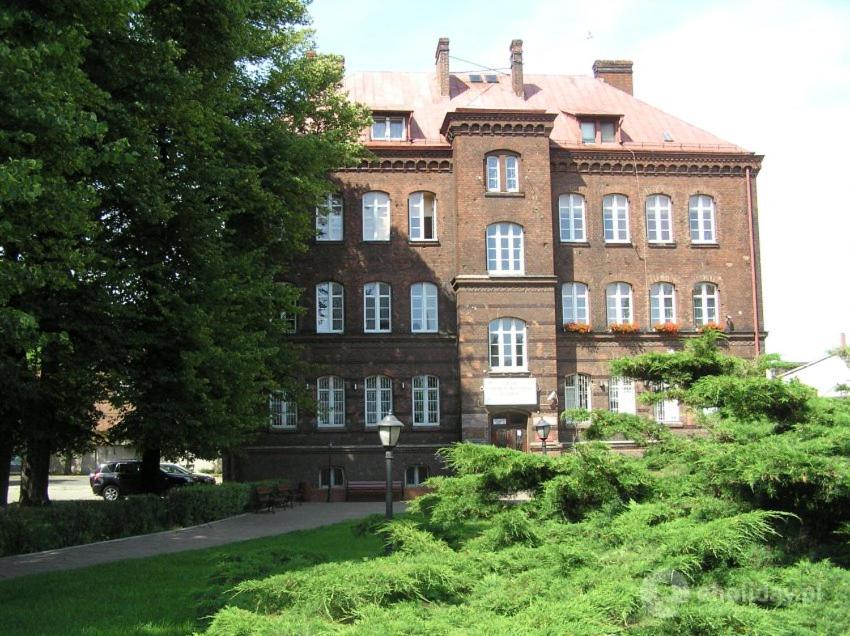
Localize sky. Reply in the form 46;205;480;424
308;0;850;363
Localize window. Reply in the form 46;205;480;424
486;222;524;275
689;195;716;243
362;191;390;241
316;194;343;241
565;373;591;411
693;282;719;327
489;318;527;371
280;311;297;334
608;376;636;414
412;375;440;426
365;375;393;426
650;283;677;326
269;391;297;429
603;195;630;243
408;192;437;241
410;282;438;333
406;465;430;486
316;282;344;333
606;282;633;326
371;115;406;141
320;466;344;488
580;118;617;143
580;121;596;143
646;195;673;243
485;153;520;192
600;121;616;142
562;282;589;325
317;376;345;427
654;395;681;424
363;282;391;333
559;194;586;242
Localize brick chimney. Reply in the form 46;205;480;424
510;39;524;97
592;60;633;95
435;37;450;96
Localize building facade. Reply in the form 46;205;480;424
230;39;765;498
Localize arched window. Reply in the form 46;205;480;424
693;282;719;326
489;318;527;371
316;282;344;333
412;375;440;426
559;194;586;242
606;282;633;325
316;193;343;241
650;283;677;326
362;191;390;241
562;282;589;325
365;375;392;426
486;222;524;274
646;195;673;243
689;195;716;243
565;373;591;411
269;391;297;429
363;282;391;333
603;194;630;243
317;376;345;427
410;282;438;333
486;153;520;192
408;192;437;241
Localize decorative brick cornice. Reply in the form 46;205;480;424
452;274;559;292
441;109;557;142
551;149;763;177
341;147;453;173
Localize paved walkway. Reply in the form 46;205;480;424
0;501;405;581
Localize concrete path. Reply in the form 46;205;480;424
0;501;404;581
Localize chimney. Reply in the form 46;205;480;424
435;37;450;96
592;60;634;95
510;39;524;97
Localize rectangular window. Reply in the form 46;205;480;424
408;192;437;241
317;376;345;427
608;377;636;414
316;194;343;241
269;392;297;429
689;195;717;243
412;375;440;426
280;311;297;334
581;121;596;143
505;156;519;192
486;155;500;191
411;283;438;333
320;466;344;488
363;192;390;241
565;373;591;411
603;195;630;243
600;121;616;142
365;376;392;426
405;465;430;486
559;194;586;242
646;195;673;243
316;282;344;333
562;283;589;325
371;116;406;141
364;282;391;333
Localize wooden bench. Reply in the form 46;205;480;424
346;480;404;502
272;483;296;509
253;486;276;513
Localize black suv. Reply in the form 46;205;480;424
89;460;197;500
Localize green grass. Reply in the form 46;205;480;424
0;519;383;636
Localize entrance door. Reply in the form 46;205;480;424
490;412;528;451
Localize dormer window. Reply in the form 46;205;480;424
371;115;406;141
580;118;618;144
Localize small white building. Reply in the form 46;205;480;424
779;355;850;397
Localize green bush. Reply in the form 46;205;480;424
166;482;252;526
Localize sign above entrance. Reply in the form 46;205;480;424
483;377;538;407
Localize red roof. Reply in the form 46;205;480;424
343;71;748;153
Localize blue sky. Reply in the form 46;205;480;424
309;0;850;362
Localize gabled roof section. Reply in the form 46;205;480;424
342;71;749;153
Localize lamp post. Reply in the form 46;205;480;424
377;413;403;520
535;418;551;456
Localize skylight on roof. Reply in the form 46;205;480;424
663;131;674;142
469;73;483;83
485;74;499;83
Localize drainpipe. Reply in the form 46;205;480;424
745;166;761;356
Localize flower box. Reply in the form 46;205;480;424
653;322;680;334
563;322;592;334
699;322;724;333
609;322;640;334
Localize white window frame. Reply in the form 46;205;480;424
363;282;391;333
654;397;681;424
559;193;586;242
689;195;717;243
562;282;589;325
486;153;520;192
603;194;630;243
606;282;633;326
650;282;677;326
317;376;345;428
580;120;596;143
408;192;437;241
412;375;440;426
565;373;592;411
269;391;297;429
365;375;393;427
486;222;524;275
410;282;438;333
488;318;527;372
316;194;343;241
693;282;719;327
608;376;636;414
319;466;345;488
405;465;429;486
362;191;391;241
504;155;519;192
645;195;673;244
371;115;406;141
316;282;344;333
486;155;500;191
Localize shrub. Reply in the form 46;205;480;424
166;482;252;526
687;375;814;423
583;410;672;446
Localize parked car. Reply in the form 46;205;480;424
160;463;216;485
89;460;198;500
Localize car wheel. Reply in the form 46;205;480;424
102;485;120;501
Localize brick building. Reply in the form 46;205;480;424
230;39;765;498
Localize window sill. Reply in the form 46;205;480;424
412;424;441;429
487;369;530;376
269;427;298;433
314;239;345;245
409;240;440;247
604;241;633;247
486;272;526;277
690;242;720;249
560;241;591;247
364;330;393;335
484;191;525;198
361;240;392;244
315;331;345;335
648;242;677;248
315;426;347;432
411;330;439;335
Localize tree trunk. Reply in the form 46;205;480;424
19;437;51;506
0;439;13;508
140;446;162;494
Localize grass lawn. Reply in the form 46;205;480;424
0;518;384;636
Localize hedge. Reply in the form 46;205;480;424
0;482;258;557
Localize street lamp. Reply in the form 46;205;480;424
535;418;551;456
377;413;403;520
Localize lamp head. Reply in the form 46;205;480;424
377;413;403;448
